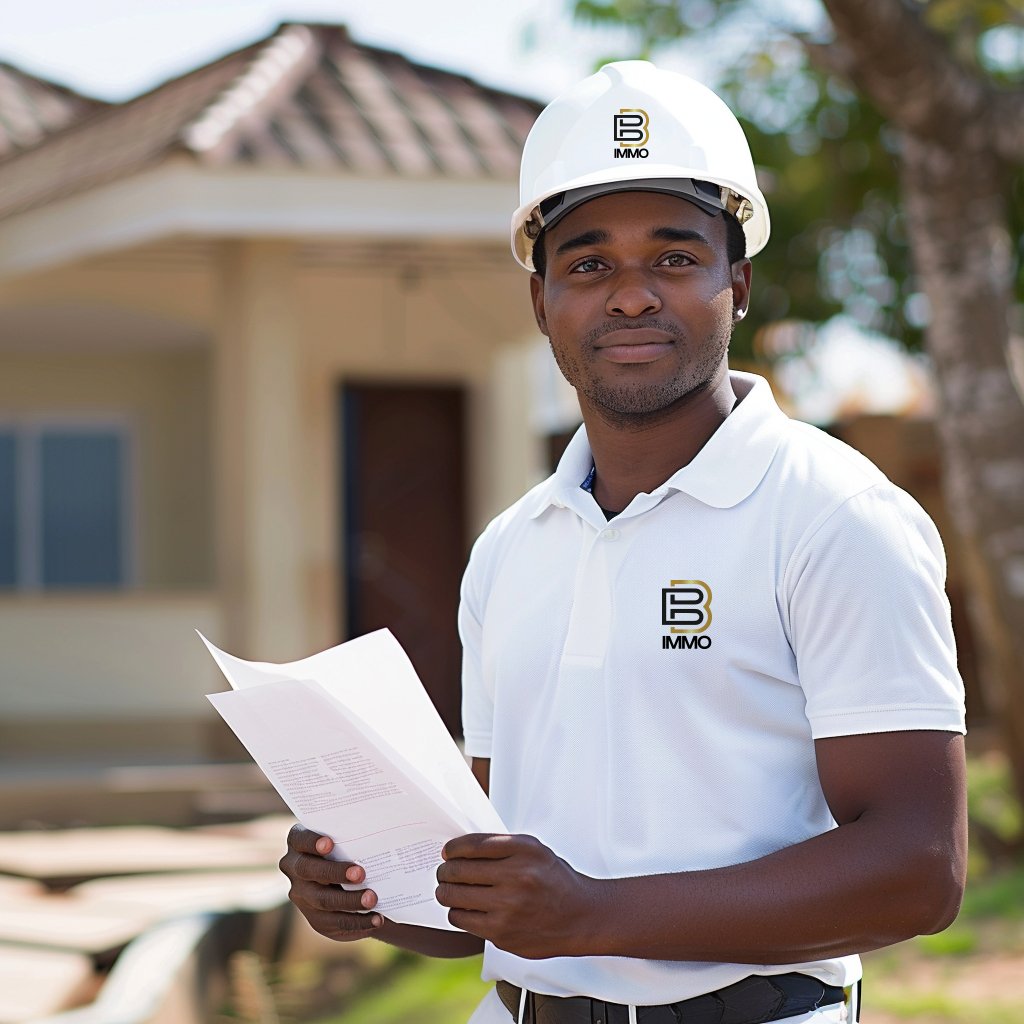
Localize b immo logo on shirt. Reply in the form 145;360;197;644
613;108;649;159
661;580;712;649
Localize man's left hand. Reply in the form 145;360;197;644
436;833;599;959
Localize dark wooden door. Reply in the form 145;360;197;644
341;383;467;735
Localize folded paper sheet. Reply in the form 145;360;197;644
202;629;505;930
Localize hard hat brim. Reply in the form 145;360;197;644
538;178;727;233
512;164;770;271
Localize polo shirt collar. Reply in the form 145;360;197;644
528;371;787;518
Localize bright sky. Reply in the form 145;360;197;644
0;0;605;103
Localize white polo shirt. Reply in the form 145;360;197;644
459;371;965;1007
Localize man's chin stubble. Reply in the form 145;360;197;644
582;381;715;431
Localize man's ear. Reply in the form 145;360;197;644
530;272;549;337
731;258;752;321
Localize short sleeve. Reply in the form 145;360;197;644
459;532;495;758
785;484;966;738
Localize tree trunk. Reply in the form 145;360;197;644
899;133;1024;807
817;0;1024;813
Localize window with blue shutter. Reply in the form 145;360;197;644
0;432;15;587
0;423;131;589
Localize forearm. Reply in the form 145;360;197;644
581;813;963;963
439;733;967;963
374;921;484;958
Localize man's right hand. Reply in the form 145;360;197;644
279;825;383;941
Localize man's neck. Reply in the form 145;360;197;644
581;366;737;515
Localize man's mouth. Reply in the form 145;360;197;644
594;328;674;364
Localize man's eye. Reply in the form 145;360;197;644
570;258;605;273
659;253;693;267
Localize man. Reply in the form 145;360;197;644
280;61;967;1024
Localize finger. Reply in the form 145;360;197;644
306;908;383;939
442;833;515;860
282;850;364;886
436;857;503;886
286;825;360;869
285;825;366;879
291;878;379;914
436;881;493;912
287;823;330;855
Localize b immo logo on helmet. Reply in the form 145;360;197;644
613;108;650;159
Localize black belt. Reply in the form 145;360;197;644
496;972;846;1023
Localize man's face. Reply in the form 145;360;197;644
530;191;751;424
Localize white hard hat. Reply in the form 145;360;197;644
512;60;770;271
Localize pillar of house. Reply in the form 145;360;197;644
213;240;308;663
483;338;548;522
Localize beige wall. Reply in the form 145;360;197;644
0;592;223;761
0;236;548;757
0;592;222;718
0;259;216;328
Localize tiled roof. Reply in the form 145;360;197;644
0;63;104;159
0;23;541;223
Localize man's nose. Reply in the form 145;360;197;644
606;269;662;317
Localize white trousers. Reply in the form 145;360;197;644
467;985;850;1024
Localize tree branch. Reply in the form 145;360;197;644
818;0;990;145
800;37;858;83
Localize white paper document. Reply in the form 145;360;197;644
202;629;505;930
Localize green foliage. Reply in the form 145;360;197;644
571;0;1024;77
968;751;1024;850
567;0;1024;359
1011;168;1024;300
572;0;759;60
960;865;1024;920
311;951;490;1024
869;988;1023;1023
722;49;917;357
918;0;1024;79
915;926;979;955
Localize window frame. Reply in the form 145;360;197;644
0;413;139;590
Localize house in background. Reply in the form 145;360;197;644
0;25;984;778
0;23;555;764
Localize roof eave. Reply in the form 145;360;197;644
0;161;519;279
